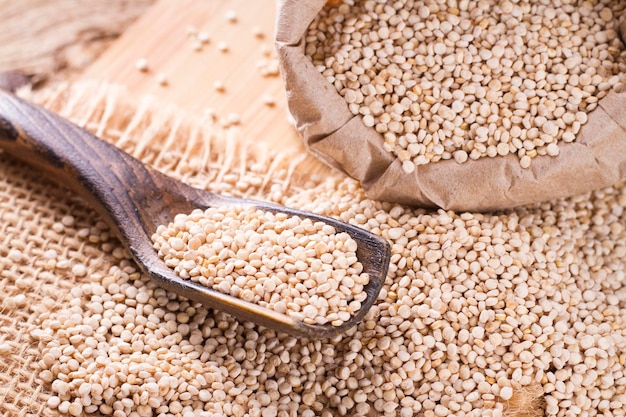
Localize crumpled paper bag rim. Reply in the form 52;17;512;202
276;0;626;211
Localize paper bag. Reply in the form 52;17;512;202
275;0;626;211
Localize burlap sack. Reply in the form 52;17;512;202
275;0;626;212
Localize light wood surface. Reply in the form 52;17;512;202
82;0;305;153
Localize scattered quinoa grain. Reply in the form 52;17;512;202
224;9;238;23
546;143;560;156
135;58;148;72
156;73;168;86
257;57;281;77
196;31;210;44
520;155;532;169
191;40;203;52
61;215;75;227
0;342;12;355
47;396;61;409
226;112;241;125
213;80;226;92
500;386;514;401
261;94;276;107
71;263;87;277
251;26;265;39
8;249;22;262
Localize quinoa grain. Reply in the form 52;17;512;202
217;41;229;53
37;155;625;417
305;0;626;170
134;58;148;72
151;205;369;326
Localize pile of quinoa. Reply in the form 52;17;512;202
305;0;626;172
151;205;370;326
38;170;625;417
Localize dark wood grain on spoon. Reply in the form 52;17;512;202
0;90;391;339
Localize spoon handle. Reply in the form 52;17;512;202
0;90;185;243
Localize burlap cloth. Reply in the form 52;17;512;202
0;82;319;417
1;81;622;417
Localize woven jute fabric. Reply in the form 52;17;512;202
2;82;624;417
0;82;322;417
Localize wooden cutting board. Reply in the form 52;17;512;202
82;0;311;157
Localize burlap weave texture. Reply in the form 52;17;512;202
0;82;314;417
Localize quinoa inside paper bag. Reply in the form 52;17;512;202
275;0;626;211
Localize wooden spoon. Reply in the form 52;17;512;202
0;90;390;339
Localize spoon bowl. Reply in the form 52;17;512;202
0;90;390;339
